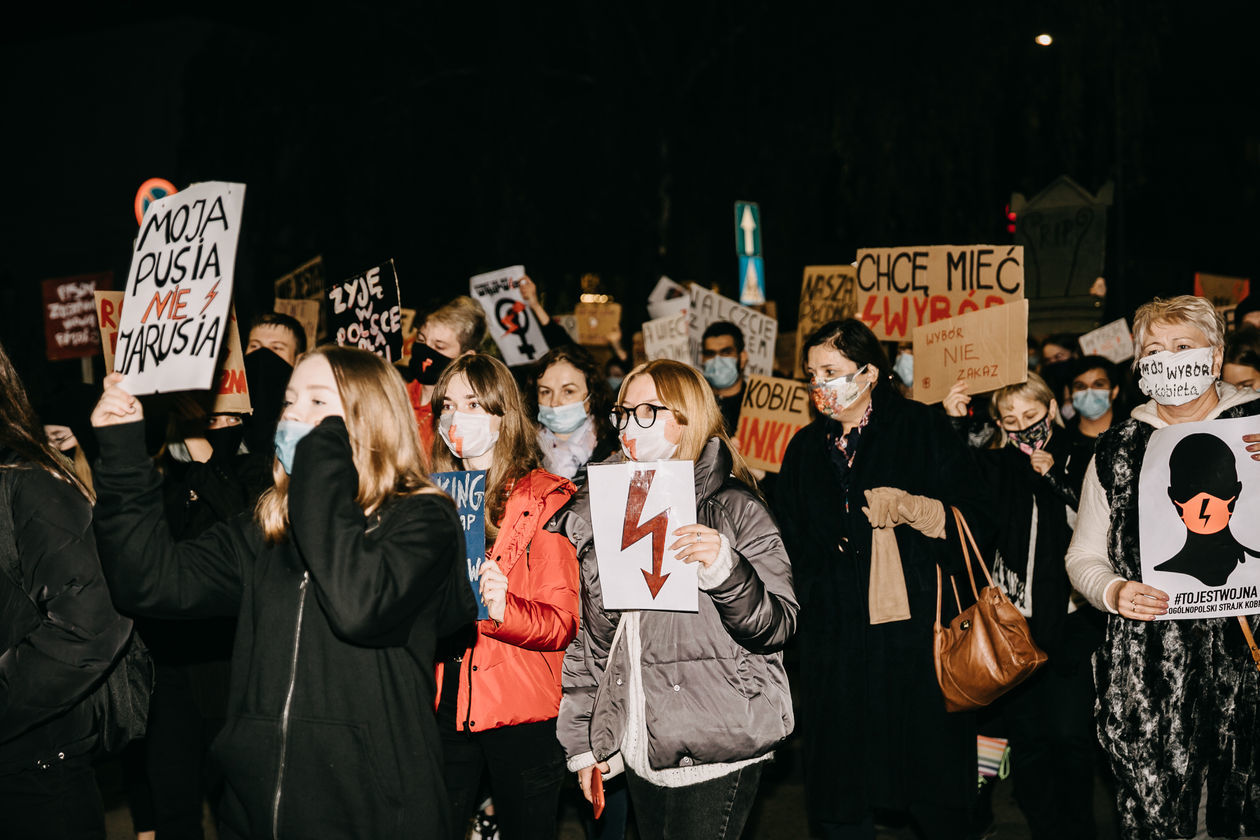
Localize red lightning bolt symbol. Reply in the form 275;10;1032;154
621;469;671;598
200;280;220;316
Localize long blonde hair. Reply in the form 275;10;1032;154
428;354;542;532
619;359;759;490
256;345;439;542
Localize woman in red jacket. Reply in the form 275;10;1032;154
430;354;579;840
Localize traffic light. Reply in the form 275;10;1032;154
1004;203;1017;235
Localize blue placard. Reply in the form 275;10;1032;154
431;470;489;620
738;256;766;305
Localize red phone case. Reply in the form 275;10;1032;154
591;766;606;820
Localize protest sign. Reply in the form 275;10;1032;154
273;255;326;301
913;299;1029;405
1078;318;1134;364
854;244;1025;341
588;460;698;612
273;298;319;353
211;307;251;414
795;265;857;377
642;312;691;364
42;272;112;361
687;284;778;377
470;265;549;366
647;276;690;320
1139;417;1260;620
95;290;125;372
1193;273;1250;311
430;470;490;621
734;375;812;473
575;302;622;346
326;260;404;362
115;181;246;395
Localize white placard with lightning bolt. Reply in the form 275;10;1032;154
588;460;699;612
114;180;246;395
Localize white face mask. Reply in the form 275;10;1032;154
620;419;678;462
1138;347;1217;406
810;365;871;419
439;410;500;459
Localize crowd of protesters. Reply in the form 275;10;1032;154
2;275;1258;840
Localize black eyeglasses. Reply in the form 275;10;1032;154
610;403;672;430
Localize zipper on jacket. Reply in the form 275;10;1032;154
463;647;475;731
272;571;309;840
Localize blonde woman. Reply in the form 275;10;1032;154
90;346;474;840
550;359;797;840
428;354;578;840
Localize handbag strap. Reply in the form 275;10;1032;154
1239;617;1260;675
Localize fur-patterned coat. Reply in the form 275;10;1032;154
1089;393;1260;840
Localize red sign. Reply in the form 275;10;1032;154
42;273;113;361
134;177;178;225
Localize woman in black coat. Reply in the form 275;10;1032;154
775;320;991;840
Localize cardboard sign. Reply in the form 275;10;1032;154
575;302;622;346
431;470;490;621
212;307;251;414
1139;417;1260;620
647;276;690;320
274;255;326;301
115;181;246;395
470;265;549;366
733;375;812;473
913;299;1030;405
95;290;125;372
42;272;112;361
642;312;691;364
1194;273;1250;311
273;298;320;353
854;244;1025;341
326;260;404;362
687;284;778;377
1078;318;1134;363
795;265;857;377
588;460;698;612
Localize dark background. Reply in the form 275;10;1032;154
2;1;1256;400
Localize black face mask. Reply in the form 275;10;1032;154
204;425;245;461
409;342;453;386
243;348;294;456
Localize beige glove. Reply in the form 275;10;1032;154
862;488;947;625
862;487;946;538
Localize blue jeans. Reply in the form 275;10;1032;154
626;762;763;840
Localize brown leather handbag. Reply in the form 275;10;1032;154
934;507;1047;713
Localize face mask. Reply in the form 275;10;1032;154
205;424;245;460
810;366;871;419
1072;388;1112;420
1138;347;1217;406
893;353;914;387
409;342;453;387
702;356;740;390
1006;413;1052;455
439;411;499;459
538;400;589;435
620;419;678;462
274;419;315;475
1173;492;1235;535
606;376;623;393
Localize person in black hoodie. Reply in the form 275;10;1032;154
0;340;132;839
91;345;474;839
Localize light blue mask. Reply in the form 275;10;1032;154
893;352;914;387
1072;388;1112;421
538;400;589;435
606;376;623;393
274;420;316;475
703;355;740;390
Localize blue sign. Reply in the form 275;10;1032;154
734;201;762;257
738;256;766;306
431;470;489;620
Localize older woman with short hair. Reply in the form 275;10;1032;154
1066;295;1260;840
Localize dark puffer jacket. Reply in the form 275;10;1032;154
549;438;797;771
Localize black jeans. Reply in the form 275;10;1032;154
441;718;566;840
626;762;763;840
0;754;106;840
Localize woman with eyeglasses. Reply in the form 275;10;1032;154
549;359;797;840
774;319;991;840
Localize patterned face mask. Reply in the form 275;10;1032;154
1006;413;1052;455
810;365;871;419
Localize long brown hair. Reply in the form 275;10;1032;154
0;341;90;499
619;359;759;490
256;345;439;542
429;354;542;532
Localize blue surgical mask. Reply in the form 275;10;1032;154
893;352;914;387
1072;388;1112;421
538;400;589;435
274;419;316;475
702;355;740;390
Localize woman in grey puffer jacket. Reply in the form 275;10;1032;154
548;360;798;840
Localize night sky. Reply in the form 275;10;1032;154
2;2;1256;399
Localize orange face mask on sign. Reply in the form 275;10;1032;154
1174;492;1236;535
